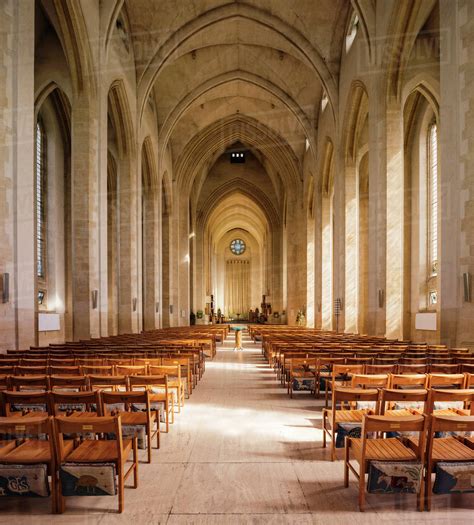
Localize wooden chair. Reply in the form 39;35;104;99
425;415;474;510
101;390;159;463
149;365;184;412
50;391;101;416
53;415;138;513
128;375;173;433
0;415;58;512
322;387;379;461
344;414;427;511
287;357;317;398
2;390;51;416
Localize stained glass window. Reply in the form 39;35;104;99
230;239;246;256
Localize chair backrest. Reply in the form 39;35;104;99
332;387;379;406
49;365;81;376
427;388;474;414
428;373;465;389
100;390;150;415
81;365;114;376
379;388;428;414
465;373;474;388
16;366;48;375
429;414;474;434
115;365;147;376
365;364;397;374
54;415;123;462
350;374;389;389
429;363;460;374
9;375;49;391
390;373;428;389
128;374;169;392
49;358;75;366
2;390;51;416
50;390;101;415
88;375;127;391
331;364;365;384
49;375;88;391
149;364;180;379
398;364;429;374
0;415;52;446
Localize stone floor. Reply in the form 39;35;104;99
1;332;472;524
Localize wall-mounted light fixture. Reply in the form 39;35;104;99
1;273;9;303
378;289;385;309
132;298;137;312
91;290;98;309
169;304;173;315
156;301;160;313
463;273;472;303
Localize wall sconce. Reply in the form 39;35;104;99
463;273;472;303
155;301;160;313
378;289;385;309
132;298;137;312
169;304;173;314
0;273;9;303
91;289;98;309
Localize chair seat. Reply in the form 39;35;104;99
0;440;17;457
1;439;73;463
431;437;474;461
327;409;369;424
119;412;156;425
433;408;470;416
350;438;417;462
65;439;133;463
384;409;420;417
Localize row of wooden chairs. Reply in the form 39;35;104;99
323;386;474;461
344;412;474;512
0;414;138;513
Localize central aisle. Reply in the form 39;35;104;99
108;330;449;525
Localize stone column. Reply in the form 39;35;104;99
439;0;474;348
0;0;35;351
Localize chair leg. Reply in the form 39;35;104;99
147;427;152;463
322;411;327;448
56;469;65;514
331;430;336;462
50;470;58;514
133;437;139;488
118;473;124;513
358;464;366;512
426;465;432;511
344;443;350;488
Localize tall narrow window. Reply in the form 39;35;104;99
36;120;47;281
428;122;438;276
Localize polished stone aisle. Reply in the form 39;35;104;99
1;331;470;524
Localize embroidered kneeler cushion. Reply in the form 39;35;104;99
0;463;49;497
367;461;423;493
60;463;117;496
292;377;315;392
335;423;362;448
433;462;474;494
122;425;146;449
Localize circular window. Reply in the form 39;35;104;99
230;239;246;256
